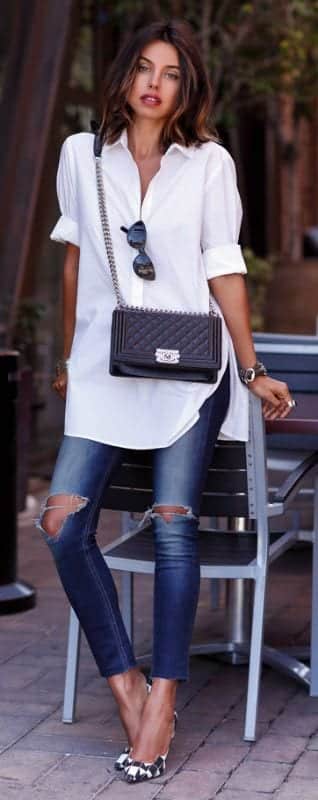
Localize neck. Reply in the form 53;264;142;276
127;118;164;160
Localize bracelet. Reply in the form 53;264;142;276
55;358;69;377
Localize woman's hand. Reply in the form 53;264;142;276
52;367;67;400
247;375;295;420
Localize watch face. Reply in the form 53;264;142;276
246;368;255;382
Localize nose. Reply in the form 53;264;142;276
149;71;159;89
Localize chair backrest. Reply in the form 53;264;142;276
254;332;318;451
102;441;248;517
102;396;267;522
254;332;318;393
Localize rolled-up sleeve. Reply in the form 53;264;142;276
50;137;80;247
201;147;247;280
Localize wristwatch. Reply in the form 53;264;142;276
239;360;267;385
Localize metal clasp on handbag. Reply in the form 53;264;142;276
155;348;180;364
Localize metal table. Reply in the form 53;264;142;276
225;392;318;692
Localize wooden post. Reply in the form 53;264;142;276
0;0;78;345
0;352;36;614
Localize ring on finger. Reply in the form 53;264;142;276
287;399;296;408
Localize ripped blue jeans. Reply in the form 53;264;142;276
37;368;229;680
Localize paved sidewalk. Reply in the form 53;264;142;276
0;481;316;800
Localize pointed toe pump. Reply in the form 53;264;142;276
125;754;167;783
124;710;178;783
114;681;152;772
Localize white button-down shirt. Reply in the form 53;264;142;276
50;130;249;448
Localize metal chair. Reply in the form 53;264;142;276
62;394;318;740
254;332;318;693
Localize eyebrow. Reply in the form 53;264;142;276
139;55;180;69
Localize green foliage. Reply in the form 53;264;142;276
103;0;318;125
243;248;273;331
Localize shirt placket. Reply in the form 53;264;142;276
130;179;154;308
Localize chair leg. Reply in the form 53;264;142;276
243;576;266;741
121;511;136;534
62;606;81;723
210;579;221;610
310;473;318;696
206;517;221;610
121;572;134;644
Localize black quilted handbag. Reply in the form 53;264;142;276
94;133;222;383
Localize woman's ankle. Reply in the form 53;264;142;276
108;669;148;747
108;667;146;703
150;677;177;708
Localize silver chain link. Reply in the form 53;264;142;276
95;155;216;317
96;156;124;306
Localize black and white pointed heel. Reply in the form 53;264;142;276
114;681;152;772
114;745;132;772
124;710;178;783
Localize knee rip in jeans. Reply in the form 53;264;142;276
36;493;89;538
149;504;197;524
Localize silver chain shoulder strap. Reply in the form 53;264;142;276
95;155;125;307
95;152;216;317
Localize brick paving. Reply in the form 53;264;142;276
0;479;317;799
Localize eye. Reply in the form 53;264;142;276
165;71;179;80
137;63;150;72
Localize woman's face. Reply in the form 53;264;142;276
127;40;181;123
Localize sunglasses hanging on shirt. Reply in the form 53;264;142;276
120;220;156;280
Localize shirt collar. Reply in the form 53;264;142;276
102;127;195;159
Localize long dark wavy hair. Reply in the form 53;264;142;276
99;20;218;152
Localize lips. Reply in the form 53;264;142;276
140;94;162;105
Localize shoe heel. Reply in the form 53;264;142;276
114;746;131;771
171;710;178;740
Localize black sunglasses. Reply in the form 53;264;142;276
120;220;156;280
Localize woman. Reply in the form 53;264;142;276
39;20;294;783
